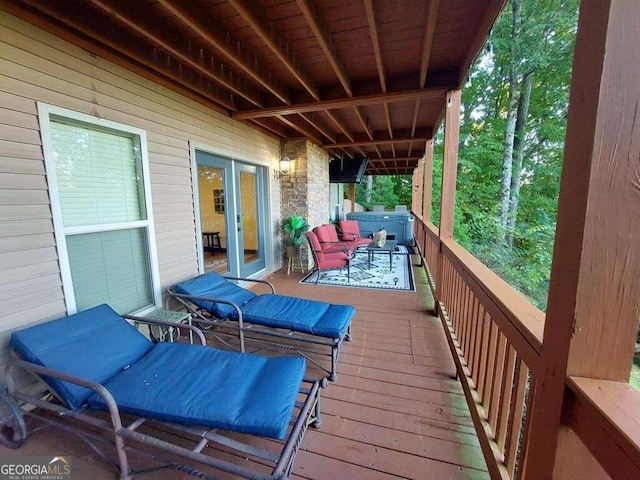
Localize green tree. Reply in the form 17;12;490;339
451;0;578;309
355;176;399;210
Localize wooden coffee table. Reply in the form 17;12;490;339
366;240;397;271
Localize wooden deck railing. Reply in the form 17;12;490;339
414;215;640;479
415;216;542;479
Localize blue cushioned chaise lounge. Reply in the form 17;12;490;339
168;271;356;381
1;304;323;480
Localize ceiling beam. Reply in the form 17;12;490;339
353;107;373;140
296;0;353;97
358;161;422;174
14;0;236;111
364;0;386;93
228;0;320;100
353;107;382;157
324;110;354;142
248;118;287;138
327;149;350;159
325;151;422;162
362;150;426;160
156;0;290;104
419;0;440;89
410;0;440;151
459;0;507;86
368;157;420;163
86;0;262;107
327;129;432;148
299;113;335;143
233;86;448;119
311;68;457;100
384;104;393;140
276;115;323;145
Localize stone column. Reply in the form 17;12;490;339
280;139;330;269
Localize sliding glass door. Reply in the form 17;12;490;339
195;151;266;277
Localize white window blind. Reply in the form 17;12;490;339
43;110;158;315
51;120;146;227
66;229;153;314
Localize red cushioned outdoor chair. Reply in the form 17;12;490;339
337;219;372;248
306;231;351;283
312;224;357;256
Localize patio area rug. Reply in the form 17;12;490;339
300;245;415;292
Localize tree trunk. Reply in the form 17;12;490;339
506;72;533;246
365;175;373;203
497;0;522;241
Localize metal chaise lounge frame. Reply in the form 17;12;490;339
1;304;324;480
167;271;355;381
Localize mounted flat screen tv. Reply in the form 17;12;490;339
329;157;368;183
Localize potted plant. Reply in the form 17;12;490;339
282;215;309;257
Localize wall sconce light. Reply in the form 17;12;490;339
274;156;291;179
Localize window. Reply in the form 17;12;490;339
39;104;160;315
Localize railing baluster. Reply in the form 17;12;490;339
483;320;499;409
440;257;449;311
477;311;491;400
451;269;460;329
454;272;464;334
460;284;471;356
489;332;508;433
462;288;472;358
505;360;530;477
496;344;518;453
467;295;480;371
414;217;543;480
472;303;486;385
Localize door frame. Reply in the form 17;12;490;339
189;141;275;278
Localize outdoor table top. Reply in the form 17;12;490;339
366;240;397;252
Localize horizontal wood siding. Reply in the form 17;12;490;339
0;13;280;352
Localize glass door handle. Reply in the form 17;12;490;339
237;214;242;231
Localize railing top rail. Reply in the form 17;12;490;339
415;215;544;354
568;376;640;478
443;239;544;352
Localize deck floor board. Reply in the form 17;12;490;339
0;262;488;479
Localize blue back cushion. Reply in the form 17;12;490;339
11;304;153;409
174;271;257;318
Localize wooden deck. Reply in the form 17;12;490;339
0;263;488;479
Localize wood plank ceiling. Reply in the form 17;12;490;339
1;0;505;175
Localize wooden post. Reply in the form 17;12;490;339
422;140;434;224
522;1;640;478
411;164;423;217
348;183;355;213
435;90;461;305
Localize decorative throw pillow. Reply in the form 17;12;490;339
373;228;387;247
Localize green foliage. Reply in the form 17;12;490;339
391;176;413;208
348;1;578;311
353;175;413;211
355;176;399;210
282;215;309;247
448;0;578;310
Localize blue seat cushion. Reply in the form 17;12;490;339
240;294;354;339
11;304;153;409
175;272;257;318
88;343;305;439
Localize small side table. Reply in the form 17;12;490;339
143;309;193;344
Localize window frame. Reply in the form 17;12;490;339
38;103;161;315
